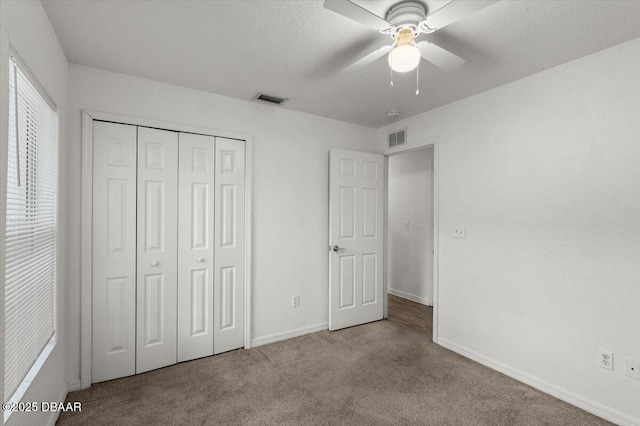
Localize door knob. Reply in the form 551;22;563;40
331;245;346;253
150;261;159;267
196;258;205;263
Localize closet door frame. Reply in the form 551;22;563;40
80;110;253;390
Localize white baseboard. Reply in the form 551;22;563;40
388;287;431;306
67;379;81;392
45;384;68;426
437;338;639;426
251;323;328;348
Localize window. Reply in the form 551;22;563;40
4;55;58;401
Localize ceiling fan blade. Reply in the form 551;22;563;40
341;45;393;74
324;1;393;32
417;41;465;71
420;0;498;32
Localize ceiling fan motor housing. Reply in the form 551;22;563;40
386;1;427;30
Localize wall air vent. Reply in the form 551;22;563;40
388;128;407;148
253;93;289;105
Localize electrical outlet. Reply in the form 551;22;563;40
404;220;410;229
454;226;465;238
599;349;613;370
292;295;300;308
624;358;640;380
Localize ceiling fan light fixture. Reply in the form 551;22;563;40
388;44;420;73
388;28;420;73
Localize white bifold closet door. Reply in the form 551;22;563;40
92;123;245;383
176;135;245;358
136;127;178;374
92;122;137;383
177;133;215;362
214;137;245;354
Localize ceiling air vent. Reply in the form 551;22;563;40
388;129;407;148
253;93;289;105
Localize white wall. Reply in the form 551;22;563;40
388;148;433;305
0;1;70;425
65;64;377;385
377;38;640;424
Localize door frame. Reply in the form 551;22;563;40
80;110;253;389
382;136;439;343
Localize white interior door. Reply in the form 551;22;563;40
329;149;384;331
177;133;215;362
213;137;245;354
136;127;178;373
92;121;137;383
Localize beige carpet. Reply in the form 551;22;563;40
59;303;609;425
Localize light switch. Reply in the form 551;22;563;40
454;226;465;238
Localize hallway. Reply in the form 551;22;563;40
387;293;433;338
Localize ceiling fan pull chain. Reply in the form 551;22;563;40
416;61;420;95
390;67;394;86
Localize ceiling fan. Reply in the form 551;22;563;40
324;0;497;74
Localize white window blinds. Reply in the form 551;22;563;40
4;56;58;401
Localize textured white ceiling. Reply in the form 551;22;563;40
42;0;640;128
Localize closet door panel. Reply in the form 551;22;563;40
177;133;215;362
136;127;178;373
92;121;137;383
214;138;245;354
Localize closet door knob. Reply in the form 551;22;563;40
150;261;159;267
196;258;205;263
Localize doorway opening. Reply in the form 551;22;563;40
386;146;434;338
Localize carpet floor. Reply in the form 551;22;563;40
58;296;610;425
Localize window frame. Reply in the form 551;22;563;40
3;47;59;420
